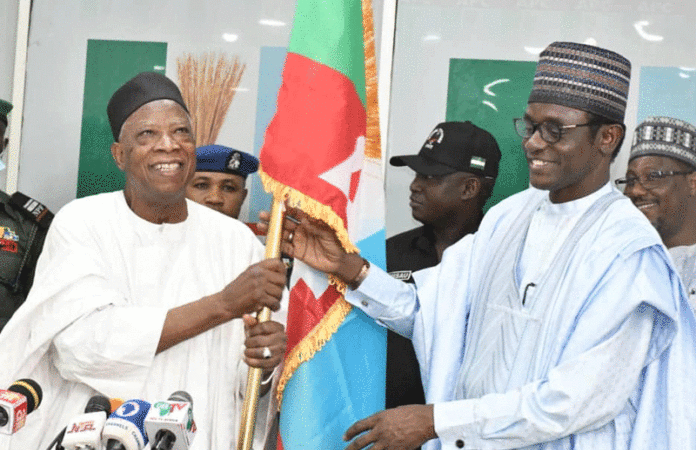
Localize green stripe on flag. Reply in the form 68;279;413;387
288;0;366;106
77;39;167;198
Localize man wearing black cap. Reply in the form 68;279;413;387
0;99;53;332
187;144;259;220
269;42;696;450
0;73;286;450
384;121;500;415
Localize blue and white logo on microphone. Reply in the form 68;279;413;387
116;401;140;417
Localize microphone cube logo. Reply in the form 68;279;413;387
0;390;27;434
67;421;97;433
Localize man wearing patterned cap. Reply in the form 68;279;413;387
0;99;53;332
620;116;696;312
0;73;286;450
186;145;259;219
270;42;696;449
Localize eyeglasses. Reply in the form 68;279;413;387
513;117;597;144
615;170;694;190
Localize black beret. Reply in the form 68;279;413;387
106;72;189;141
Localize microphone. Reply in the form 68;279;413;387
0;379;43;435
101;399;151;450
60;395;112;450
144;391;197;450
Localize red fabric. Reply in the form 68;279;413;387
260;52;366;226
284;278;341;359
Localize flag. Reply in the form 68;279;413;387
258;0;386;448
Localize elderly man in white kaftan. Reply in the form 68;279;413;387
621;116;696;313
270;42;696;450
0;72;287;450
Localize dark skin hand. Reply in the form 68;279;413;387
242;314;287;397
257;207;365;282
157;258;286;354
343;405;437;450
258;208;438;448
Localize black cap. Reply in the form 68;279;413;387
390;121;501;178
107;72;189;141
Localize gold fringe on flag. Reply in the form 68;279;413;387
362;0;382;160
258;169;359;256
275;298;353;406
176;53;246;146
268;0;384;410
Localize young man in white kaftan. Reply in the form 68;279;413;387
267;42;696;450
620;117;696;313
0;72;287;450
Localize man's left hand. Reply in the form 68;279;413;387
242;315;286;370
343;404;436;450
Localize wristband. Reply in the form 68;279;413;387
348;258;370;291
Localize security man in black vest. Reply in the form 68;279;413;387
385;121;501;420
0;99;53;331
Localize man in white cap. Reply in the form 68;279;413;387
620;116;696;312
0;72;286;450
268;42;696;449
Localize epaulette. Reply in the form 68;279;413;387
9;192;53;229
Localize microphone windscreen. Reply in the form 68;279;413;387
167;391;193;405
9;379;42;413
85;395;112;414
110;398;124;413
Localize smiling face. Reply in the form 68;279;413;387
523;103;620;203
111;100;196;220
186;171;248;219
623;155;696;247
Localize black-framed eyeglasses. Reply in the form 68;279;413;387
513;117;596;144
615;170;694;190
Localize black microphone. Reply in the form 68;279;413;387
0;378;43;435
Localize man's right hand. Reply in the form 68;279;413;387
257;207;365;284
218;258;286;317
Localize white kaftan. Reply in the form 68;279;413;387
347;184;696;450
669;243;696;313
0;192;279;450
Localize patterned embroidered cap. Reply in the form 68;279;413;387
629;116;696;168
528;42;631;123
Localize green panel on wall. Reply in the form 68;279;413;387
446;59;536;211
76;39;167;198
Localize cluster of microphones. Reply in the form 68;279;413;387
0;379;197;450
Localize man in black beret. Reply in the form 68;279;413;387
384;121;500;426
0;98;53;332
0;73;286;450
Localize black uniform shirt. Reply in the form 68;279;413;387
384;226;439;409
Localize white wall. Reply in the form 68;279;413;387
0;0;19;189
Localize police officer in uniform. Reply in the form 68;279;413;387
385;121;501;416
0;99;53;331
186;144;259;220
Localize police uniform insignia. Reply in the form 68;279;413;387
0;226;19;253
226;152;242;171
389;270;413;282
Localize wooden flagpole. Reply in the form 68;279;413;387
237;197;285;450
